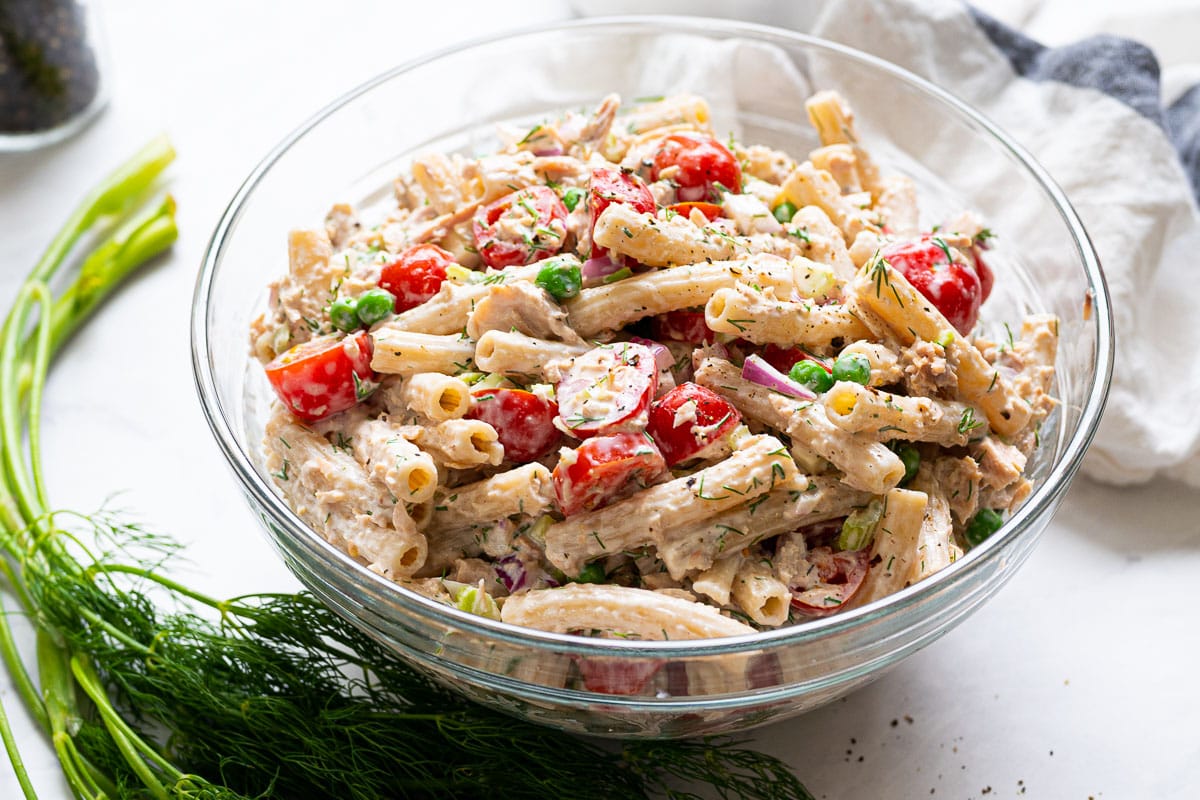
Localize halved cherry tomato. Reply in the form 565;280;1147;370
556;343;658;438
552;432;667;516
971;244;995;302
574;656;664;695
650;309;714;344
646;382;741;467
589;166;655;259
264;331;376;422
379;243;455;313
882;236;983;334
759;344;830;375
473;185;569;270
467;388;559;463
666;201;723;222
790;547;870;617
651;133;742;202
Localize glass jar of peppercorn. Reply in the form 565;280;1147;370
0;0;106;150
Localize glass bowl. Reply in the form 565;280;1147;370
192;16;1112;737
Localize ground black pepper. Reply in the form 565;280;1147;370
0;0;100;133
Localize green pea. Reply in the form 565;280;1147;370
561;186;587;212
832;353;871;385
329;297;360;332
535;259;582;301
355;288;396;326
964;508;1004;547
787;359;834;393
575;562;606;584
773;199;798;224
896;445;920;486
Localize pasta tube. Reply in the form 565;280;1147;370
565;254;796;337
500;584;756;640
401;373;473;421
544;434;798;576
370;329;476;376
847;256;1031;436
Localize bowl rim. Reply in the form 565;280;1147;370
192;14;1114;659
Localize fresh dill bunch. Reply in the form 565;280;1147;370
27;530;811;800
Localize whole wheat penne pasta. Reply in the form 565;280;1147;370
346;518;428;580
776;396;907;494
847;488;928;607
804;90;883;196
544;434;797;576
347;418;439;503
401;373;473;421
908;469;963;583
655;474;870;578
789;205;857;284
501;584;756;640
592;202;741;266
620;94;711;137
565;254;796;338
427;463;554;533
847;256;1030;436
474;329;590;378
809;144;863;194
692;553;743;607
823;381;985;446
731;558;791;627
775;162;879;243
705;284;870;347
411;419;504;470
370;329;476;376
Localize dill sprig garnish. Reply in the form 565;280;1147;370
0;141;814;800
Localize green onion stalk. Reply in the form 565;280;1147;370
0;141;814;800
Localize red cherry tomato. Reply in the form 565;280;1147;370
971;244;995;302
552;432;667;516
589;166;655;259
666;201;724;222
466;388;559;463
264;331;376;422
574;656;664;695
556;343;659;438
651;133;742;202
882;236;983;335
650;309;714;344
646;382;741;467
473;185;569;270
379;243;455;313
790;547;869;617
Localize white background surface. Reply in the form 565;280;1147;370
2;2;1199;798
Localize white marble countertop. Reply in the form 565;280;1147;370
2;2;1199;798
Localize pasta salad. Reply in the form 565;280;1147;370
251;91;1057;649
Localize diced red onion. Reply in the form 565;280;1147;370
741;353;816;400
494;553;527;593
629;336;673;372
581;254;622;286
533;146;564;157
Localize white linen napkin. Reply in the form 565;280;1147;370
798;0;1200;486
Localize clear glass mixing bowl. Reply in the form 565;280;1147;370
192;17;1112;737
